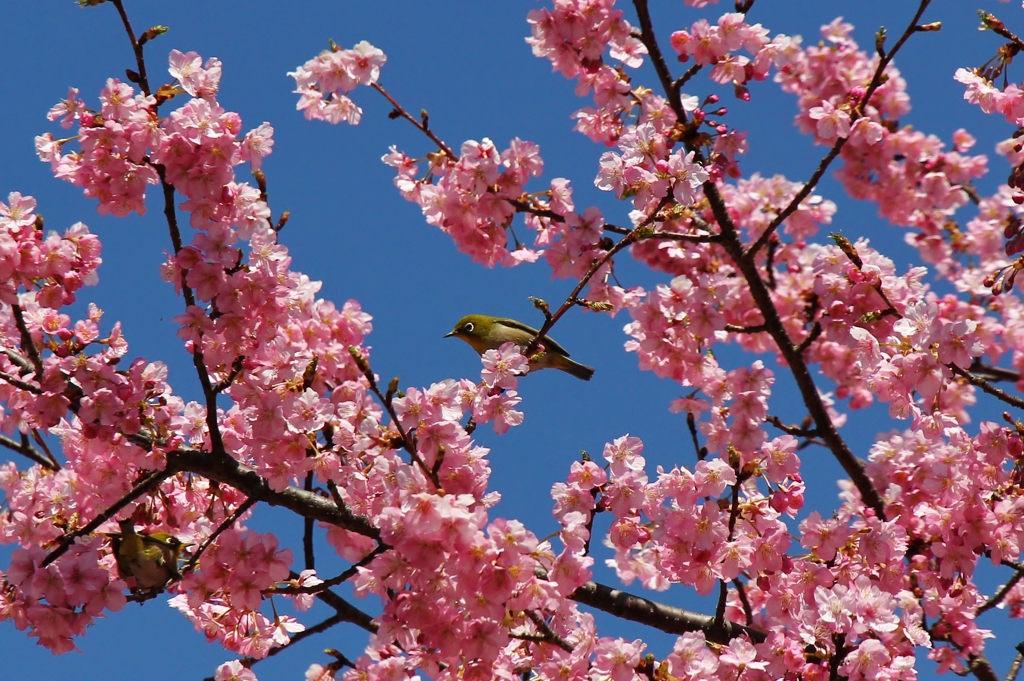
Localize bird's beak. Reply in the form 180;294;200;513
443;330;457;338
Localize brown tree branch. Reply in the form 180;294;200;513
977;568;1024;616
970;359;1020;383
0;432;60;471
166;447;379;539
629;0;889;516
271;545;388;595
110;0;151;96
950;364;1024;410
563;573;765;644
372;82;458;159
10;304;43;376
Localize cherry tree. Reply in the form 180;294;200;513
3;1;1024;680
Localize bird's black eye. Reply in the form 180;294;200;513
463;322;474;333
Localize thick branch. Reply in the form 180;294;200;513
566;575;764;644
165;448;379;539
1006;650;1024;681
970;655;1001;681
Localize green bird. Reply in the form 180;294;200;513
445;314;595;381
110;520;186;593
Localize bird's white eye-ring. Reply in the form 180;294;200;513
463;322;474;333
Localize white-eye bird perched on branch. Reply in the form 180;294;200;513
110;519;186;593
445;314;595;381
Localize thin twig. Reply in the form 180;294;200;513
236;612;348;672
641;231;721;243
0;370;42;394
950;364;1024;410
41;469;171;567
371;82;457;159
524;196;672;356
732;579;754;626
977;568;1024;616
633;0;688;121
110;0;151;96
182;496;257;574
213;355;245;393
10;305;43;376
290;571;379;633
766;415;818;439
524;610;574;653
154;165;226;458
970;359;1020;383
348;347;440;488
29;430;60;469
2;349;33;374
724;323;767;334
272;545;388;595
747;0;934;257
303;472;316;570
672;63;703;95
795;322;822;355
686;410;706;461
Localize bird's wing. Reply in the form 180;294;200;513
494;318;571;356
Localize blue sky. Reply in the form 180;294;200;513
1;1;1022;679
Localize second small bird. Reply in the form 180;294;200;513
445;314;594;381
111;519;186;593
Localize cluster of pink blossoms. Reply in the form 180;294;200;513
770;18;991;281
526;0;647;146
0;49;366;658
0;192;101;311
38;51;272;224
332;4;1024;681
289;41;387;125
383;137;550;267
172;528;300;658
11;0;1024;679
3;45;580;675
669;13;776;87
